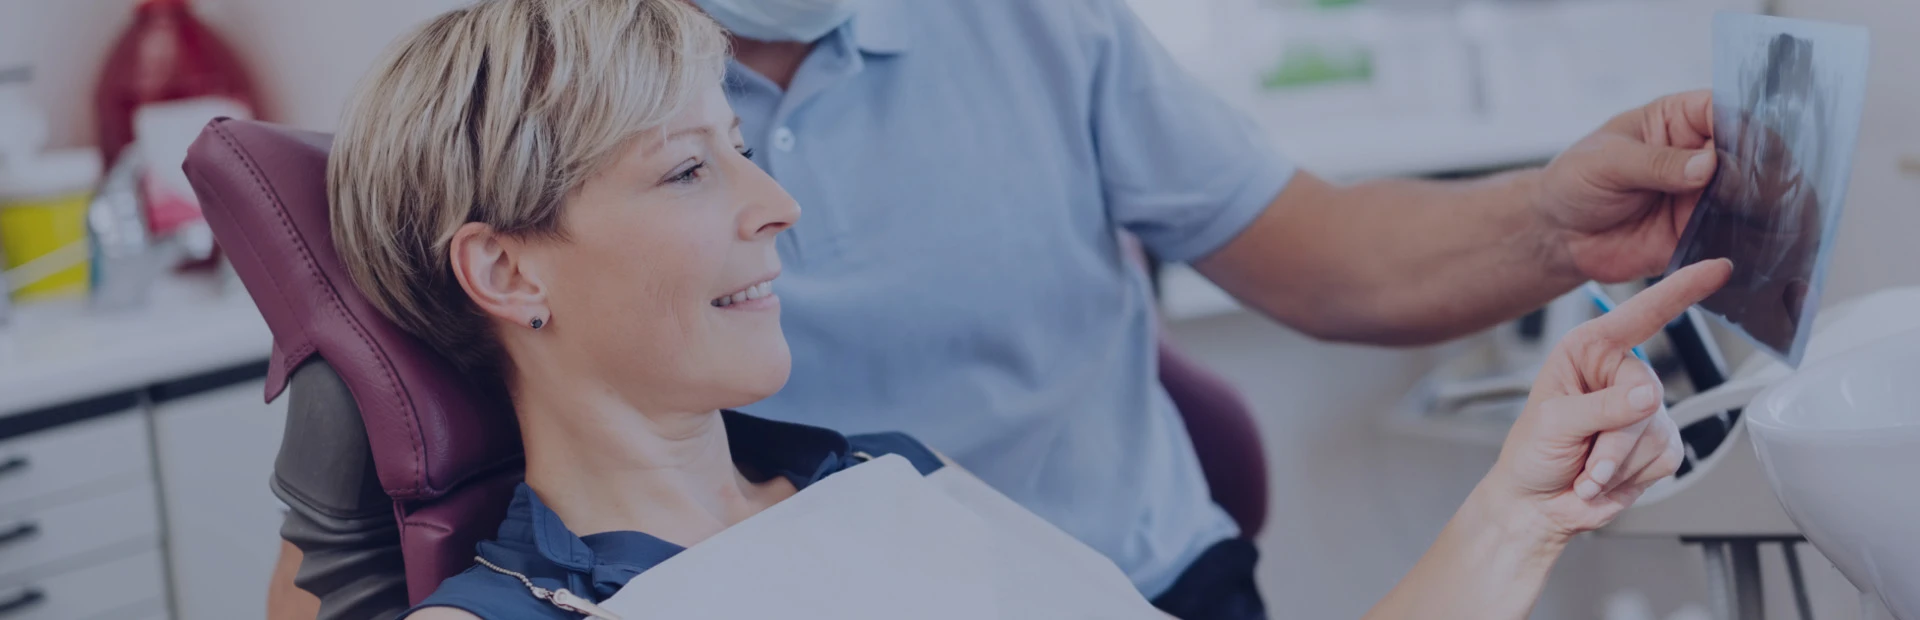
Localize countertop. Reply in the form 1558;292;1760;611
0;274;272;416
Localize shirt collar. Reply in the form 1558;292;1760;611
511;410;858;578
848;0;911;55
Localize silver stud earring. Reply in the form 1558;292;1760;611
530;317;546;330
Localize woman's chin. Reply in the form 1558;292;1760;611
718;349;791;409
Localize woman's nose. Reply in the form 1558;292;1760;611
741;167;800;239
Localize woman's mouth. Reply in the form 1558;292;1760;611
711;279;777;309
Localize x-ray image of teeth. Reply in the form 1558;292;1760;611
1668;13;1869;366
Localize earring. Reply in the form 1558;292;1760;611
530;317;546;330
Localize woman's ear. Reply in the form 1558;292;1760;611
449;222;549;329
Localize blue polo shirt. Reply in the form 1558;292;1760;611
728;0;1295;598
413;411;945;618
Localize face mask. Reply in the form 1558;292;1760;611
693;0;862;43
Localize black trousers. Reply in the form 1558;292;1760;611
1151;538;1267;620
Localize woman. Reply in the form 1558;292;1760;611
326;1;1729;618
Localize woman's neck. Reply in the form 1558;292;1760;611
512;378;792;547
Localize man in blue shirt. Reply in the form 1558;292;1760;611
708;0;1715;615
268;1;1723;618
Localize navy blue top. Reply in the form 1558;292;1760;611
411;411;944;619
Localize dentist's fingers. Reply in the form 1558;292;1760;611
1581;259;1733;348
1600;140;1718;193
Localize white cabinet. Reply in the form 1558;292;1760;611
0;550;169;620
0;482;162;583
150;379;288;620
0;410;152;515
0;407;167;620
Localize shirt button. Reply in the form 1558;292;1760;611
772;127;796;152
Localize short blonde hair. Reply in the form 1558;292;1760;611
328;0;727;375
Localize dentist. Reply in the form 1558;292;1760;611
268;0;1721;618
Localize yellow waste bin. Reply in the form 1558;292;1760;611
0;150;101;300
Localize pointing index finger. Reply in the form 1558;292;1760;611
1587;259;1734;347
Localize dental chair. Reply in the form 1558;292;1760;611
185;119;1267;609
187;120;525;607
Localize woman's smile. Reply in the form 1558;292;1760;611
711;273;782;311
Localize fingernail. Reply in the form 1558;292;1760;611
1576;479;1601;500
1592;460;1618;486
1685;152;1714;182
1630;385;1659;411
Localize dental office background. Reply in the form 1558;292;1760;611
1;0;1916;618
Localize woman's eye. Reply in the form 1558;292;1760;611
739;147;755;160
668;162;706;184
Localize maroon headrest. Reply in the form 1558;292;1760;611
185;118;520;501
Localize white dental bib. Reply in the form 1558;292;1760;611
598;454;1164;619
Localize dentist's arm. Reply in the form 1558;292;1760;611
1197;91;1717;347
1364;259;1730;620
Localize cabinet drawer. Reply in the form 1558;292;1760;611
0;549;165;620
0;483;160;579
0;411;149;509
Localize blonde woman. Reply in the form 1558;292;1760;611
322;1;1730;618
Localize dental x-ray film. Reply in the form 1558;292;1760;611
1667;13;1870;367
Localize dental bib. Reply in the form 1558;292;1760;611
598;454;1162;619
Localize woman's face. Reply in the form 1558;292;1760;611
521;84;800;413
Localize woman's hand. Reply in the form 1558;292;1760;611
1485;258;1734;540
1365;260;1730;620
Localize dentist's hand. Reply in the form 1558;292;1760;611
1536;90;1718;283
1485;259;1733;538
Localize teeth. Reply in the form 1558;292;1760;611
713;280;773;308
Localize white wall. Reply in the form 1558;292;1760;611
3;0;460;150
2;0;143;150
1781;0;1920;305
188;0;466;133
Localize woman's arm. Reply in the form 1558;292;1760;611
267;541;321;620
1365;259;1732;620
1364;485;1568;620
